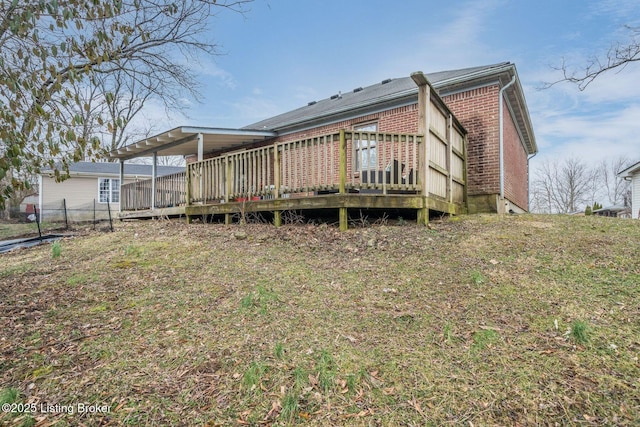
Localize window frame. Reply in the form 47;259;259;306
98;178;120;204
353;122;378;171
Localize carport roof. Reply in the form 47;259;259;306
108;126;277;160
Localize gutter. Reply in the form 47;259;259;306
499;75;517;199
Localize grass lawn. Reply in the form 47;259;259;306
1;214;639;426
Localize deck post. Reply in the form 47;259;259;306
273;144;282;227
118;160;124;213
339;130;348;231
185;163;192;224
411;72;430;226
225;155;232;225
447;114;453;204
151;152;158;210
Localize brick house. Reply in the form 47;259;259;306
234;62;537;213
111;62;537;226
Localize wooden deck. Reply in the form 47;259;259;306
117;193;465;226
119;86;467;230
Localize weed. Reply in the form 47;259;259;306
397;216;406;226
240;294;255;309
51;241;61;258
570;320;591;344
292;366;308;390
443;322;453;342
472;329;500;350
0;387;19;405
349;210;370;228
470;270;486;285
316;350;336;392
280;391;299;422
240;285;279;314
243;361;267;392
346;373;358;392
281;210;305;225
274;342;284;359
124;244;142;257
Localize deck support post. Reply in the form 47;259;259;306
151;152;158;210
225;155;232;225
338;130;348;231
118;160;124;213
412;72;430;226
273;143;281;227
185;163;192;224
447;114;453;204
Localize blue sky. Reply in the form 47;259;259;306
139;0;640;169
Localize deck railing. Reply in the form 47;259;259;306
121;126;466;211
121;171;186;211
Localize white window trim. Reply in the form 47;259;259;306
98;178;120;204
354;122;378;171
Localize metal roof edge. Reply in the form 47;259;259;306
618;160;640;178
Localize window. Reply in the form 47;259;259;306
98;178;120;203
354;122;378;171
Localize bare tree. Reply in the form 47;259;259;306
0;0;252;212
598;156;633;206
545;25;640;90
531;157;599;214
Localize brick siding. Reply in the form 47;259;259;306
443;85;529;211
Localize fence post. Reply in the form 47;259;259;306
34;205;42;240
62;198;69;230
339;130;348;231
107;200;113;232
93;199;96;230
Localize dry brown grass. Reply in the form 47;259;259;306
1;214;639;426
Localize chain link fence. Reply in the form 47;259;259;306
1;199;114;242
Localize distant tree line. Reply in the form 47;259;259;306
530;156;632;214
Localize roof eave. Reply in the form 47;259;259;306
435;64;537;155
617;160;640;178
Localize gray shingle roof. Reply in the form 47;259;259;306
44;161;184;177
242;63;511;132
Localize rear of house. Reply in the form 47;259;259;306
109;62;537;226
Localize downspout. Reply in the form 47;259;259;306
499;75;517;203
527;151;537;212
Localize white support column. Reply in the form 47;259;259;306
197;133;204;201
151;152;158;209
119;160;124;213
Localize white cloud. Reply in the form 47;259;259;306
532;103;640;166
193;59;238;89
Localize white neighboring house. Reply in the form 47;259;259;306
618;160;640;219
39;162;184;222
